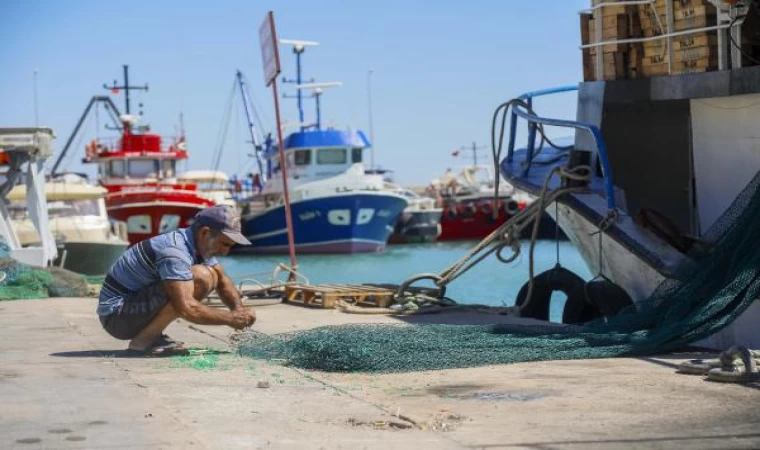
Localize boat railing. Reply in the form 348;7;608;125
505;85;616;210
87;135;186;154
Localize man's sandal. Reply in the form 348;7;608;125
125;335;190;357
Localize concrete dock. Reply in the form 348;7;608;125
1;297;759;450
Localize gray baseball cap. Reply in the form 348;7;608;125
193;205;252;246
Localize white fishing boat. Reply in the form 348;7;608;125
498;0;760;349
178;170;236;208
6;175;129;276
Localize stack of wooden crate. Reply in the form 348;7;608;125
581;0;718;80
581;0;643;81
638;0;718;76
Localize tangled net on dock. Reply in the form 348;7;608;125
236;173;760;373
0;244;91;300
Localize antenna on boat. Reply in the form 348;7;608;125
103;65;149;130
295;82;342;130
279;38;319;131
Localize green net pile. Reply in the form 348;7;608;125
237;173;760;373
0;244;91;300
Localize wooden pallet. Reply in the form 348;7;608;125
283;284;395;309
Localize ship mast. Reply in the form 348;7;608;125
236;70;267;182
103;65;149;130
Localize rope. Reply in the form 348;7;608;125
433;164;592;288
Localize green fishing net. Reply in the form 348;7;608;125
237;172;760;373
0;245;90;300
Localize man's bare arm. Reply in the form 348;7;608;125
212;264;245;311
164;279;251;329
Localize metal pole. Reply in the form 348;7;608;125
236;70;266;181
367;69;375;170
123;65;130;114
315;92;321;130
296;49;304;130
472;141;477;167
665;0;674;74
271;77;298;275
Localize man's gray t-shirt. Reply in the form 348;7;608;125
98;228;218;316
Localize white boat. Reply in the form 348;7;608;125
178;170;236;208
385;183;442;244
6;175;129;275
499;2;760;349
0;127;58;268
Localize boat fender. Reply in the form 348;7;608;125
561;280;626;325
579;278;634;318
515;266;586;321
504;199;520;216
461;203;477;217
480;201;496;217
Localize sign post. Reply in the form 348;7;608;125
259;11;298;277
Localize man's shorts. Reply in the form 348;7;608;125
99;283;169;340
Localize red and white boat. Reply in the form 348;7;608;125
54;66;214;245
430;166;530;241
83;118;214;245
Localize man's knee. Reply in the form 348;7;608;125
190;265;217;299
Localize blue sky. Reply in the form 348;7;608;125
1;0;587;185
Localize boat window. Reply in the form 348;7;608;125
128;159;159;178
110;160;126;177
159;214;181;233
317;148;347;164
294;149;311;166
352;148;362;163
162;160;176;178
98;163;107;178
9;198;102;219
7;201;30;220
48;199;101;218
127;215;152;234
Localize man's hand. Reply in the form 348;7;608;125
229;308;256;330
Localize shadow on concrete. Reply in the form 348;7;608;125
469;432;760;449
50;349;230;358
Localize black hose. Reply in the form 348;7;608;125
729;14;760;66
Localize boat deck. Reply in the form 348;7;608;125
2;297;759;450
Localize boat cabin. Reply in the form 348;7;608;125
97;157;178;181
266;129;370;183
85;115;187;183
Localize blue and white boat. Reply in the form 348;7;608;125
237;40;407;254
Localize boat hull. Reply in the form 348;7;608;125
55;240;128;276
389;210;442;244
437;197;525;241
105;191;214;245
238;192;407;254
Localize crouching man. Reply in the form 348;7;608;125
97;205;256;356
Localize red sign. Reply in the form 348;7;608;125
258;11;281;87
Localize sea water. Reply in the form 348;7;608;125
219;240;592;323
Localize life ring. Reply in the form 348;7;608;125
515;266;586;321
504;199;520;216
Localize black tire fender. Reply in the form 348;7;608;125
515;266;586;321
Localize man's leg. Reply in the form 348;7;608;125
128;265;218;351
